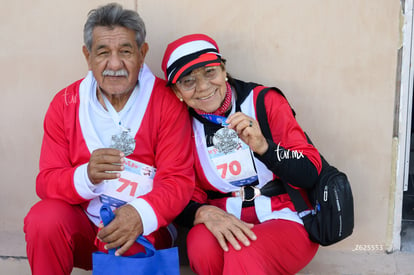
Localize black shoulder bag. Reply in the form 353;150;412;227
256;87;354;246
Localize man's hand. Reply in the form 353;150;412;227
88;148;125;184
194;205;257;252
97;204;143;256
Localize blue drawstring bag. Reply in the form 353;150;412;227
92;205;180;275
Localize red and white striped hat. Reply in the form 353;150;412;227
162;34;222;85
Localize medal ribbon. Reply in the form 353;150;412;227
98;86;140;156
100;88;134;132
201;114;228;126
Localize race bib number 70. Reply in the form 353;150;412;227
208;142;258;187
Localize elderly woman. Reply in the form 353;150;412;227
162;34;321;275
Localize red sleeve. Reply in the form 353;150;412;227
36;82;88;204
263;90;322;174
251;89;322;188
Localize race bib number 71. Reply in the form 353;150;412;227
100;159;156;207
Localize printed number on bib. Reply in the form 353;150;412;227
217;161;242;178
100;159;155;207
208;142;258;187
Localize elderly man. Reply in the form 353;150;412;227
23;3;194;275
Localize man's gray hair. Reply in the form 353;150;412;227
83;3;146;52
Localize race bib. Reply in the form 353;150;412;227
100;158;156;207
208;141;258;186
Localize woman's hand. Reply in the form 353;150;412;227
227;112;269;155
194;205;257;251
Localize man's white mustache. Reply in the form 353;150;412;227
102;69;128;77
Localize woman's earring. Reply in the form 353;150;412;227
179;97;183;102
225;77;228;82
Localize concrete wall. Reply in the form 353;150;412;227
0;0;404;273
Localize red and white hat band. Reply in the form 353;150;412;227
167;40;218;68
162;34;222;84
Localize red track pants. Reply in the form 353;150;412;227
24;199;172;275
186;207;318;275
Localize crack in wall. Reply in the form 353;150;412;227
0;256;27;260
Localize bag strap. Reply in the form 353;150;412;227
256;88;273;138
256;88;311;216
100;204;156;256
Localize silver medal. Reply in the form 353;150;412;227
110;130;136;156
212;127;239;154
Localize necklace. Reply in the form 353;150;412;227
99;88;136;156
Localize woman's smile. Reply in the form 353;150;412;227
197;89;217;100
